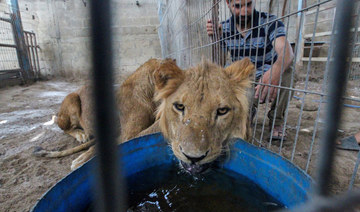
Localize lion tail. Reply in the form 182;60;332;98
33;139;95;158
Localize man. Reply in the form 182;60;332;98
207;0;294;141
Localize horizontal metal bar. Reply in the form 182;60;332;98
0;43;17;48
304;18;334;25
0;74;20;83
23;30;35;35
25;45;39;48
305;42;360;47
251;81;360;103
0;17;11;22
302;57;360;62
305;14;358;26
304;27;360;38
305;4;335;15
0;69;22;73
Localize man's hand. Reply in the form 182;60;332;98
254;68;281;103
206;19;222;37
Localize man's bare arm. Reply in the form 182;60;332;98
272;36;294;75
255;36;294;102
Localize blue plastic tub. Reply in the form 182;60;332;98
32;133;313;211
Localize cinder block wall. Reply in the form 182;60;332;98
18;0;161;79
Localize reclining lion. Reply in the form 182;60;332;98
34;58;254;173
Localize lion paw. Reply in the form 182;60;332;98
70;147;94;170
73;131;89;143
71;159;81;171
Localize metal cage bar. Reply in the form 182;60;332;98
89;1;126;211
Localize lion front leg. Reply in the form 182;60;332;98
119;111;156;143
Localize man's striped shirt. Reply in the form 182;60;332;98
221;10;286;78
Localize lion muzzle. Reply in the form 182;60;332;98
180;160;212;174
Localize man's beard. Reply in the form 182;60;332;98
234;15;252;27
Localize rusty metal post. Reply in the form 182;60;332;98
29;33;38;78
33;33;41;78
10;0;33;82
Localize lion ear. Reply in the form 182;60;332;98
153;59;185;100
224;57;255;86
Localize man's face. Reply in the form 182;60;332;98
227;0;254;20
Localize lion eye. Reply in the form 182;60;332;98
216;107;230;116
174;103;185;112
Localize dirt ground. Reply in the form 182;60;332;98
0;80;84;212
0;79;359;211
253;79;360;195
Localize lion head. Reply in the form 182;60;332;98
153;58;255;174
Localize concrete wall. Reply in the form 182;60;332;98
17;0;161;79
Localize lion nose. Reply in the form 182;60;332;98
182;150;209;164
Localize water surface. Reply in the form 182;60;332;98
125;164;284;212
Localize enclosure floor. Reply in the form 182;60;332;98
0;80;82;212
0;80;359;211
253;79;360;195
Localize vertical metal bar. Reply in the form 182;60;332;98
291;0;321;162
264;0;281;146
251;0;264;145
277;1;304;155
211;0;219;64
237;0;242;62
295;0;305;72
247;0;256;142
188;0;192;66
349;152;360;190
348;4;360;81
258;10;271;145
27;33;34;74
89;1;125;211
268;0;292;147
10;0;32;81
305;3;338;173
10;15;26;83
33;33;41;78
281;0;288;18
241;0;248;58
277;1;294;154
223;0;229;66
216;0;221;66
231;0;236;64
266;21;279;147
186;0;190;67
314;0;356;197
347;5;360;189
24;32;33;74
29;33;37;79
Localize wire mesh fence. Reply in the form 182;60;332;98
0;1;40;86
158;0;360;194
0;14;21;82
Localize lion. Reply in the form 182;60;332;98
33;84;99;169
34;58;254;173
